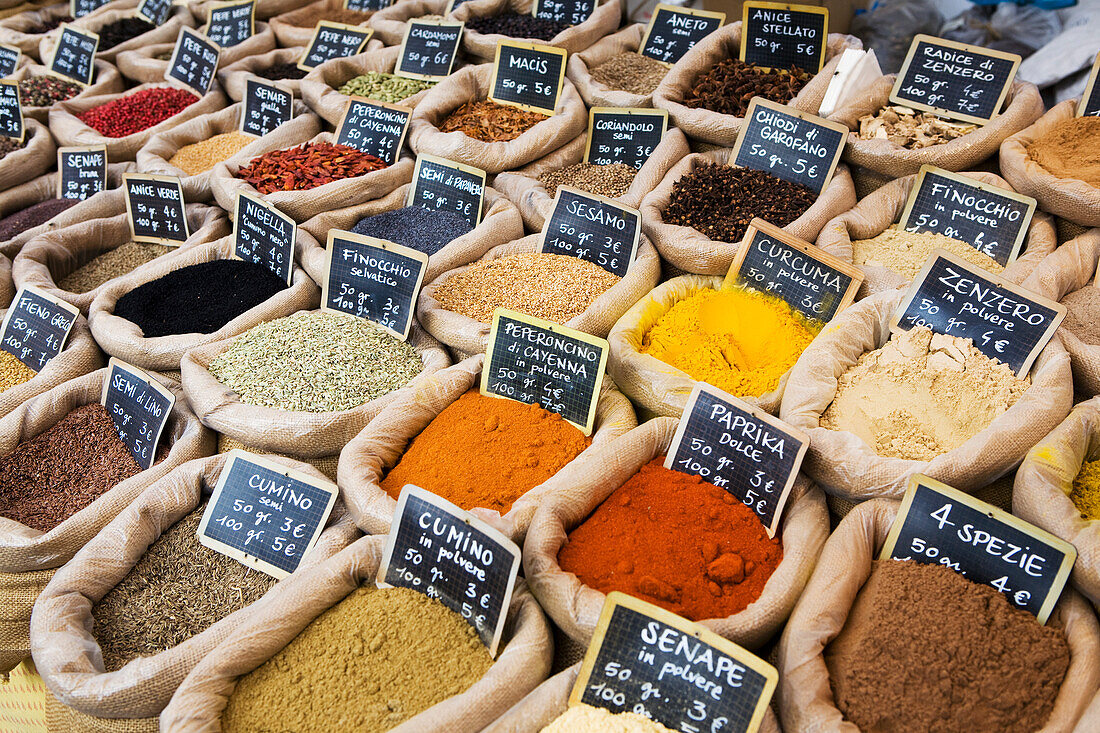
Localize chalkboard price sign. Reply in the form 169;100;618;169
71;0;110;19
407;153;485;228
893;249;1065;376
322;229;427;340
0;286;79;372
234;192;295;286
539;186;640;278
1079;53;1100;117
206;0;255;48
639;4;725;65
740;2;827;73
898;166;1036;268
0;44;20;78
137;0;173;26
298;22;373;71
377;485;521;656
198;450;339;579
881;474;1075;624
573;593;777;733
395;20;463;80
0;81;23;142
124;174;190;245
584;107;667;170
489;41;567;116
240;78;292;137
57;145;107;200
49;24;98;86
533;0;594;25
482;309;608;435
166;27;220;96
335;97;410;165
666;383;807;536
344;0;392;10
100;358;175;470
892;35;1021;125
731;98;846;194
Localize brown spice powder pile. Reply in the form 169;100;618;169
439;99;547;142
1060;284;1100;346
1028;116;1100;188
590;52;669;95
684;58;810;117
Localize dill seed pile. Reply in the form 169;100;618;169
91;502;278;672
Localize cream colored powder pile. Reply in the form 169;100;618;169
852;228;1004;280
821;327;1030;460
541;704;676;732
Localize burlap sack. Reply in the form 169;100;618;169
0;119;55;194
816;171;1058;299
180;309;451;457
114;23;275;85
449;0;621;62
524;416;828;649
13;195;230;313
87;235;321;372
779;288;1073;501
187;0;313;22
0;2;72;61
215;45;306;101
494;127;690;232
652;23;861;147
408;63;588;174
45;693;158;733
777;498;1100;733
6;59;123;123
368;0;446;46
29;452;360;719
1076;690;1100;733
300;45;434;125
417;233;661;355
269;0;380;48
640;148;857;276
208;124;416;223
0;368;213;674
0;251;11;307
299;182;524;284
48;82;229;161
337;354;637;542
566;24;663;109
830;75;1044;179
40;2;195;65
216;432;337;481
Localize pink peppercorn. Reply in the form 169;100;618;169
77;87;199;138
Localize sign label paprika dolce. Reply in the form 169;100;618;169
489;41;567;116
0;285;79;372
298;21;373;71
100;357;175;470
639;4;725;65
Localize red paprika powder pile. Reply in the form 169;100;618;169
381;389;589;514
77;87;199;137
558;458;782;621
236;142;388;194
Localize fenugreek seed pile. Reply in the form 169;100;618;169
0;351;36;392
337;72;435;103
539;162;637;198
168;131;256;175
59;242;172;293
590;52;669;95
208;311;424;413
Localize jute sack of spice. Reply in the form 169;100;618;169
337;354;637;543
159;534;553;732
816;171;1057;299
640;148;857;276
0;368;213;675
776;499;1100;732
13;194;230;313
29;452;360;721
7;59;124;124
408;63;588;175
829;75;1044;180
216;46;307;102
299;182;524;284
186;0;314;22
417;233;661;356
0;119;55;194
448;0;620;62
0;2;75;61
651;23;861;147
778;289;1073;501
523;417;829;649
0;251;11;307
368;0;447;46
300;46;435;126
114;23;276;85
494;127;690;232
268;0;382;48
39;3;196;66
565;24;662;109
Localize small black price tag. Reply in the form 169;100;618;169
137;0;173;26
898;165;1036;269
407;153;486;228
124;173;190;245
198;449;339;579
666;383;806;537
206;0;255;48
1078;53;1100;117
0;81;24;142
395;20;463;80
891;34;1021;125
377;485;521;657
0;286;78;372
731;98;846;195
233;192;295;286
482;309;608;436
71;0;110;19
100;358;175;471
165;27;220;97
57;145;107;200
532;0;594;25
49;24;98;86
584;107;667;171
723;218;862;324
572;593;778;733
297;21;373;71
344;0;392;10
334;97;410;165
488;41;566;116
322;229;427;340
0;44;21;78
639;3;725;65
893;249;1065;377
539;186;640;278
740;1;827;74
240;78;292;137
881;474;1076;624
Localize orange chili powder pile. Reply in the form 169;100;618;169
381;389;589;514
558;458;782;621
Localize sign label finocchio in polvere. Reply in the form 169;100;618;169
639;4;725;65
101;358;175;471
0;286;78;372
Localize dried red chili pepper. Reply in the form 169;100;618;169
439;100;547;142
235;142;389;193
77;87;199;138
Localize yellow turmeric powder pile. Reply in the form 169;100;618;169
1070;458;1100;520
641;287;821;397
